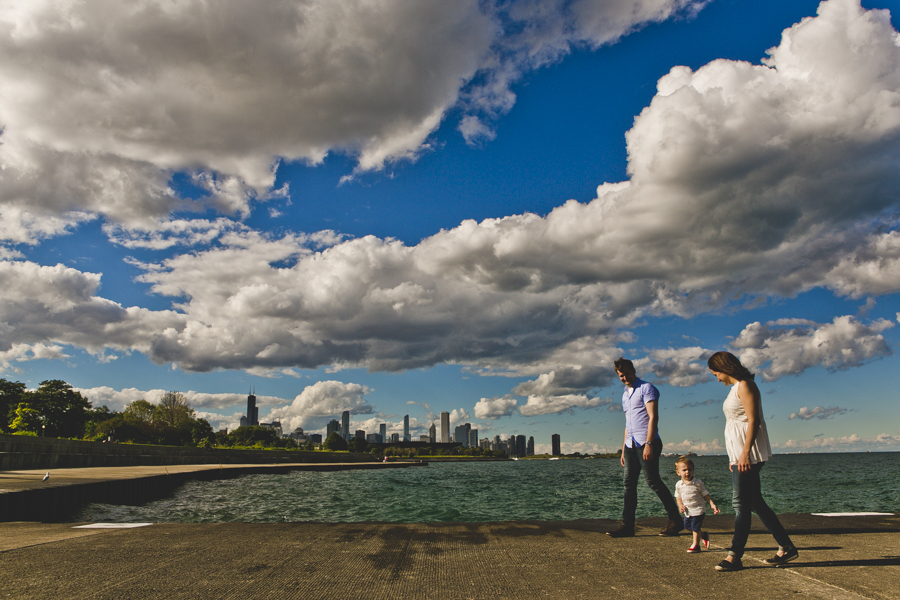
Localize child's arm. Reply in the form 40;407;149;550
675;486;685;513
703;494;720;514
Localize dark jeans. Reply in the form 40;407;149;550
729;462;794;558
621;438;681;527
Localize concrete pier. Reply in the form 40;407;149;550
1;465;897;599
0;462;425;522
1;514;898;599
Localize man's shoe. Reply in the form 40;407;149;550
701;531;710;549
658;521;684;536
715;558;743;572
606;525;635;538
764;548;799;565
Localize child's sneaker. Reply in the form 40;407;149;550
701;532;710;549
687;545;701;553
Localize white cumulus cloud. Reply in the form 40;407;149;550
474;395;519;420
734;316;893;381
267;380;374;433
788;406;850;420
2;0;900;391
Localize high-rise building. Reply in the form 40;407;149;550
341;411;350;440
390;432;400;443
246;392;259;427
440;411;450;443
428;422;436;443
508;434;517;456
379;423;387;441
455;423;471;447
516;435;526;457
326;419;341;438
551;434;561;456
468;428;478;448
403;415;410;441
355;430;365;440
527;436;535;456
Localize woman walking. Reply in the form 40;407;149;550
707;351;798;572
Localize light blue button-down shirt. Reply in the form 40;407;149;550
622;378;660;448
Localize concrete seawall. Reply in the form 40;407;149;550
2;513;898;599
0;462;426;522
0;432;376;469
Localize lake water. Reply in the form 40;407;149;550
75;452;899;524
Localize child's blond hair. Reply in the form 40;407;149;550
675;455;694;469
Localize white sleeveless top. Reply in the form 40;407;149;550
723;383;772;465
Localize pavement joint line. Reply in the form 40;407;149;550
773;566;872;600
704;540;876;600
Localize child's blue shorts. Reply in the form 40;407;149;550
683;514;705;532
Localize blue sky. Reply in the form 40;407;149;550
2;0;900;454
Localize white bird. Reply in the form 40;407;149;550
42;472;49;482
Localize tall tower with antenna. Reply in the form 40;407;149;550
247;387;259;426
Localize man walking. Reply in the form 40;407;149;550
607;357;683;537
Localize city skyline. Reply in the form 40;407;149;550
3;0;900;455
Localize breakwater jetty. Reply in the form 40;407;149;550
0;432;424;521
2;513;898;599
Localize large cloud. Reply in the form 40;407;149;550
734;316;893;380
76;386;290;412
2;0;900;391
474;395;519;420
0;0;703;241
266;380;374;433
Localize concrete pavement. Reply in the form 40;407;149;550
1;513;898;599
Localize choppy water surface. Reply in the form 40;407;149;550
75;453;899;524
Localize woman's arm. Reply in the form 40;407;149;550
736;379;762;473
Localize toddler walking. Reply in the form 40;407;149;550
674;456;719;553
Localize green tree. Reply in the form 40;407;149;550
123;399;155;423
225;425;279;447
10;403;42;434
347;436;368;453
83;405;121;440
154;391;194;427
323;431;348;451
0;379;26;432
21;380;91;438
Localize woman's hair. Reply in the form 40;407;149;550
707;351;755;381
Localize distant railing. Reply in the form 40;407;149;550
0;433;377;470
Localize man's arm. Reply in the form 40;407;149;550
643;398;658;460
620;427;628;466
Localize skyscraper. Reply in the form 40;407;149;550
403;415;410;441
246;392;259;427
551;434;561;456
440;411;450;443
527;436;534;456
379;423;387;441
468;428;478;448
341;410;350;440
326;419;341;438
455;423;471;447
428;422;436;443
516;434;526;457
